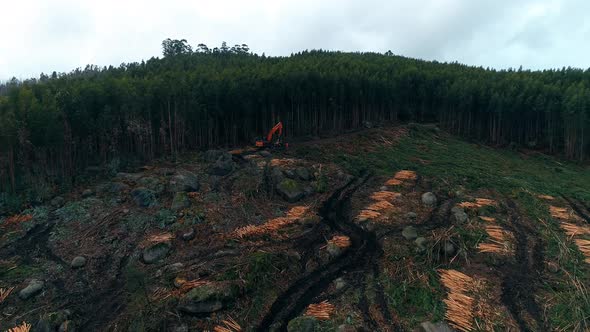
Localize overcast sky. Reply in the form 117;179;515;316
1;0;589;80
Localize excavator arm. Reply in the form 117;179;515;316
266;122;283;142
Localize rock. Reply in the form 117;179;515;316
443;242;455;256
81;189;93;198
380;186;388;191
276;179;305;203
204;149;225;162
142;242;171;264
259;150;271;158
171;192;191;211
71;256;87;269
182;228;195;241
421;192;437;207
19;279;44;300
138;176;165;194
327;242;343;258
173;325;189;332
415;237;428;251
337;325;357;332
406;212;418;221
402;226;418;240
304;186;315;197
51;196;65;208
271;167;285;183
284;169;296;179
295;167;312;181
33;319;53;332
334;277;347;290
116;172;143;182
169;171;199;192
451;207;468;223
131;187;157;207
178;300;224;314
287;316;318;332
58;321;72;332
418;321;454;332
547;261;560;273
107;182;130;193
166;263;184;273
210;153;235;176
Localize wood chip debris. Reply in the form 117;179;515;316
478;225;513;254
366;200;395;212
356;210;381;221
458;198;497;209
370;191;401;202
574;239;590;264
537;195;555;200
327;235;351;248
6;322;32;332
0;287;14;303
235;206;311;239
3;214;33;227
478;216;496;223
439;269;476;332
561;222;590;237
213;316;242;332
304;300;335;320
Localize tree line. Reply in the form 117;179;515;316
1;39;589;208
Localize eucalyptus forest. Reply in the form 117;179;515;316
1;39;589;203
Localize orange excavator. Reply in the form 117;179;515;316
255;122;288;149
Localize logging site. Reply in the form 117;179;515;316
1;1;590;331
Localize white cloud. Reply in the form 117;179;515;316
0;0;588;80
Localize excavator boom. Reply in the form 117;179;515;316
266;122;283;142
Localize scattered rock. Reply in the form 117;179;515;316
337;325;357;332
138;176;165;194
402;226;418;240
406;212;418;221
415;237;428;251
116;172;143;182
284;169;297;179
178;301;224;314
210;153;235;176
171;192;191;211
81;189;93;198
421;192;437;207
334;277;347;290
19;279;44;300
271;167;285;183
443;242;456;256
71;256;87;269
259;150;271;158
142;242;171;264
131;187;157;207
327;242;343;258
276;179;305;203
204;149;225;162
380;186;388;191
295;167;312;181
50;196;65;208
418;321;454;332
169;171;200;192
287;316;319;332
182;228;195;241
450;206;468;223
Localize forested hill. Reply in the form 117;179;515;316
1;40;590;199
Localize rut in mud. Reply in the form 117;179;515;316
499;199;545;331
563;196;590;224
257;173;392;331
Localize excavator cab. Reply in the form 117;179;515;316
255;122;287;149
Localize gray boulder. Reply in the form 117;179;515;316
131;187;157;207
50;196;65;208
178;283;236;314
142;242;171;264
406;212;418;221
259;150;272;158
443;242;456;256
81;189;93;198
402;226;418;240
418;321;454;332
415;237;428;251
171;192;191;211
168;171;199;192
276;179;305;203
182;228;196;241
451;206;469;223
138;176;165;194
204;149;225;162
295;167;312;181
178;301;223;314
421;192;437;207
19;279;44;300
210;153;235;176
287;316;318;332
71;256;87;269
